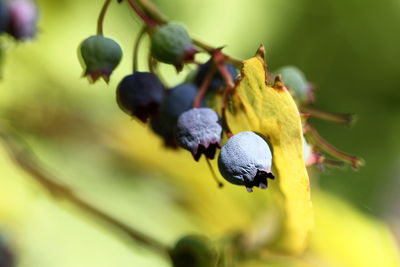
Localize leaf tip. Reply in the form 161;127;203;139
272;74;285;90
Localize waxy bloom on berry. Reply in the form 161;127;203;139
218;131;274;192
79;35;122;83
176;108;222;161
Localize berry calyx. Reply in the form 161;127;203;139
116;72;165;122
79;35;122;83
176;108;222;161
218;131;274;192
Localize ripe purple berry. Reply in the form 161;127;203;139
151;23;197;71
150;115;178;148
116;72;165;122
176;108;222;161
161;83;201;124
218;131;274;192
79;35;122;83
6;0;38;40
150;83;200;147
195;60;237;92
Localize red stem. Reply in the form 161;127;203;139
304;124;364;169
126;0;158;28
193;64;216;108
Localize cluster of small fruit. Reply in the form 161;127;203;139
79;17;278;192
0;0;38;40
78;0;362;192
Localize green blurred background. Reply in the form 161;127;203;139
0;0;399;266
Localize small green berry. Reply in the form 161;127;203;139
151;23;197;71
79;35;122;83
170;235;216;267
275;66;313;104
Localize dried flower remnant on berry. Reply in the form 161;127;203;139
150;23;197;71
218;131;274;192
6;0;38;40
79;35;122;83
116;72;165;122
176;108;222;161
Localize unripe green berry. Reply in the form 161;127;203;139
151;23;197;71
275;66;313;104
79;35;122;83
170;235;216;267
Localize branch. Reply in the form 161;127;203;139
0;128;168;256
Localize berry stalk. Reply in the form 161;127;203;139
97;0;112;35
301;105;356;126
304;123;364;169
126;0;158;28
193;63;216;108
132;26;147;72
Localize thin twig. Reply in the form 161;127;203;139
193;63;216;108
0;129;168;256
301;105;356;126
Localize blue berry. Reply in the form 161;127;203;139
151;23;197;71
176;108;222;161
170;235;216;267
150;115;178;148
116;72;165;122
150;83;200;147
195;60;237;92
161;83;200;124
6;0;38;40
218;131;274;192
79;35;122;83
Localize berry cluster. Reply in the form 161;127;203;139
78;0;363;193
0;0;38;40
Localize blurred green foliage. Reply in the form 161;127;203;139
0;0;399;266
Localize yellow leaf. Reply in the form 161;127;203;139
224;47;313;254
